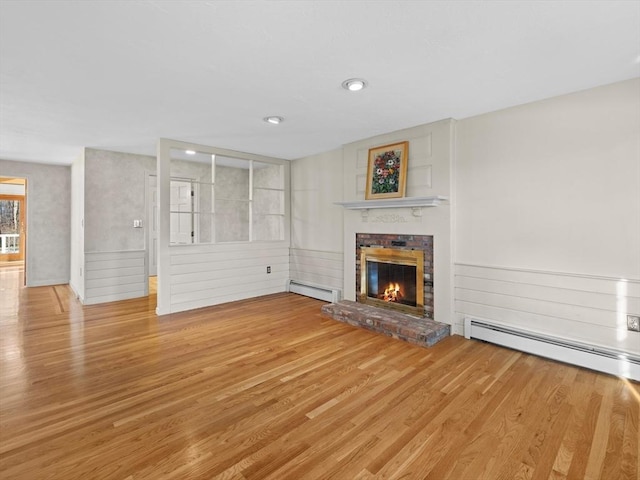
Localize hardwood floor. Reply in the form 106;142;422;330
0;267;638;479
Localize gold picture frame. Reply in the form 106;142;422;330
365;141;409;200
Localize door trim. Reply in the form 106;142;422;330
0;194;26;263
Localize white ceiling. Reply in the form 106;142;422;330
1;0;639;166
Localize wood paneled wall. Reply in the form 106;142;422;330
455;263;640;354
84;250;147;304
167;242;290;312
289;248;343;293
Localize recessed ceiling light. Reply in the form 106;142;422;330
264;116;284;125
342;78;367;91
185;150;196;155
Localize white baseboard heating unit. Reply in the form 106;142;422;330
287;279;341;303
464;317;640;381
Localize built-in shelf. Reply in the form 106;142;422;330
335;196;448;210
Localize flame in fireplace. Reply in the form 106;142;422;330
383;283;402;302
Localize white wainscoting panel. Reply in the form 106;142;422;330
455;263;640;355
84;250;147;305
168;242;290;313
289;248;343;294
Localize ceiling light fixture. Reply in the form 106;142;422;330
185;150;196;155
342;78;367;92
264;116;284;125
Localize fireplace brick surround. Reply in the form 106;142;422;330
321;232;450;349
356;233;434;318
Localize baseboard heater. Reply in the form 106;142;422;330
464;317;640;381
287;279;341;303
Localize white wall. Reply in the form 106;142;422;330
84;148;155;252
290;148;344;293
455;78;640;353
70;150;85;299
0;159;71;286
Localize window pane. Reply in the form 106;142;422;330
169;148;214;245
214;157;251;242
215;199;249;242
215;164;250;200
166;149;286;245
253;162;284;241
0;200;21;253
253;214;284;241
253;162;284;189
170;212;193;244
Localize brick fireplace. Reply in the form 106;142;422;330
355;233;434;318
321;229;447;347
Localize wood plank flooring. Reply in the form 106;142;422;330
0;266;638;479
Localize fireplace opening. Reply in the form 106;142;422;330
359;246;424;316
366;261;417;307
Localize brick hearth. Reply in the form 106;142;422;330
321;300;450;348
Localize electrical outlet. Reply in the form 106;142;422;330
266;266;271;274
628;315;640;332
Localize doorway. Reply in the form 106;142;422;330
0;177;27;284
0;179;26;260
146;175;197;296
146;175;199;275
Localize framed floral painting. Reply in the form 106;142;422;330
365;141;409;200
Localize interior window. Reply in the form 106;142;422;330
169;150;285;244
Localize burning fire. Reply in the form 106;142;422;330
383;283;403;302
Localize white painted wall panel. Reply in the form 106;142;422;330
455;263;640;297
171;258;287;276
171;283;287;313
457;289;616;328
170;247;290;265
288;147;346;300
290;148;344;254
167;241;289;313
171;277;286;304
85;266;143;279
87;258;145;271
455;263;640;354
170;256;289;294
86;275;147;290
289;248;343;292
455;268;640;312
84;250;147;305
